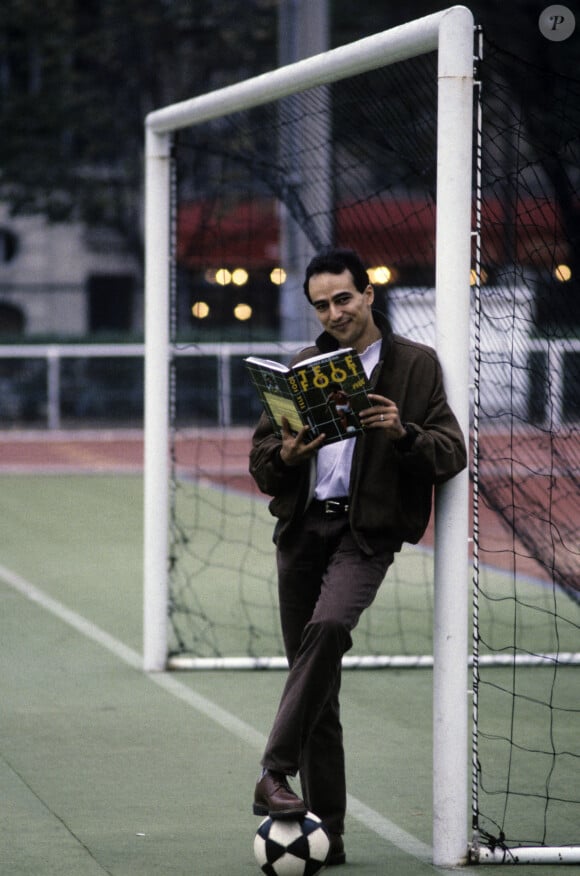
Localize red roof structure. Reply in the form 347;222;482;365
176;197;569;271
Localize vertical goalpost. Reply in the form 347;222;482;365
143;7;474;868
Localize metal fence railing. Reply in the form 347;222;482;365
0;339;578;430
0;342;302;430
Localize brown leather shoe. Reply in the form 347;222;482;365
327;833;346;865
253;770;307;820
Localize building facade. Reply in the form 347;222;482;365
0;204;141;338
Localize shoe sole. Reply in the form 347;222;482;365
253;802;308;820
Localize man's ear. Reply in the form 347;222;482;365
365;284;375;304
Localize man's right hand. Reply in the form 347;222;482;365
279;416;325;466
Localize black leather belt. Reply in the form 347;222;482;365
310;497;350;516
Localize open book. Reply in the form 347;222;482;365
245;347;373;445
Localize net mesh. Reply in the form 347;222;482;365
168;50;441;665
469;37;580;852
165;33;580;848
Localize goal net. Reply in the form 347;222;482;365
469;36;580;863
143;7;579;864
144;13;473;864
166;49;445;669
144;10;473;680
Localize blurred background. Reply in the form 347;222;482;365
0;0;577;427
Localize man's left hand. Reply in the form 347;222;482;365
359;394;406;439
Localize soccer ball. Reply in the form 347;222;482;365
253;811;330;876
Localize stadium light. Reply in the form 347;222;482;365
191;301;210;319
270;267;287;285
470;268;488;285
232;268;249;286
216;268;232;286
554;264;572;282
233;303;252;321
368;265;392;284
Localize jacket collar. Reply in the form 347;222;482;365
314;309;393;360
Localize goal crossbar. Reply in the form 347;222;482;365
143;7;474;868
146;8;463;135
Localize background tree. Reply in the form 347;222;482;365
334;0;580;324
0;0;278;261
0;0;578;317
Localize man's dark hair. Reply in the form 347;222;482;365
303;247;370;301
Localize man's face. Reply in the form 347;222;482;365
307;268;376;352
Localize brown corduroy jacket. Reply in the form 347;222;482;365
249;310;467;556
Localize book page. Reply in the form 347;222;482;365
263;392;303;433
244;356;289;373
297;347;354;367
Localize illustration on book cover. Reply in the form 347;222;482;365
245;347;372;445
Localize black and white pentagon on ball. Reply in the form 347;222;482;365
253;811;330;876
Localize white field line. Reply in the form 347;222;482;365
0;562;477;874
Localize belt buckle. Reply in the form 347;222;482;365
324;499;348;515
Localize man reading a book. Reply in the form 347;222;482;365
249;247;466;866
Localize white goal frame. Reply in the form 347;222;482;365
143;7;474;867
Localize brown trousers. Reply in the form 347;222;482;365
261;507;394;835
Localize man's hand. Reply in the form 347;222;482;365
279;416;325;466
359;394;406;439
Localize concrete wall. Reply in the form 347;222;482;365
0;205;140;336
